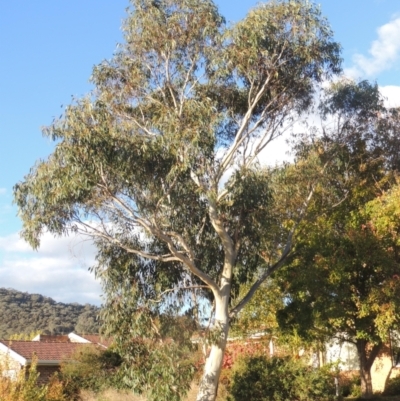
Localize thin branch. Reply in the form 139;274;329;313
164;54;179;112
149;285;209;303
156;174;179;211
217;74;273;181
77;220;179;262
179;55;200;116
135;217;221;295
166;230;196;260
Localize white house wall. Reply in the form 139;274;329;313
325;339;359;371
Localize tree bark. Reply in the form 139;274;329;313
360;363;373;400
196;294;230;401
356;339;382;399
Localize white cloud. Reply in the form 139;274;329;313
0;233;33;253
257;134;293;166
0;231;102;305
345;17;400;79
0;231;97;260
0;188;6;195
380;85;400;108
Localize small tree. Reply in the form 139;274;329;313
276;81;400;399
230;279;283;338
229;355;336;401
14;1;341;400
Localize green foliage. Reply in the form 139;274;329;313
13;0;341;305
111;338;199;401
100;272;200;401
278;82;400;341
0;356;65;401
59;346;123;399
340;374;361;398
228;355;336;401
103;307;200;401
225;0;341;113
0;288;100;338
382;376;400;396
320;79;383;121
74;311;100;335
276;79;400;398
14;0;342;398
9;330;41;341
230;279;283;337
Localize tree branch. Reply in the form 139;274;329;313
148;285;209;303
229;185;316;319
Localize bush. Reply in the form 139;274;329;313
227;355;336;401
0;356;65;401
340;374;361;398
383;376;400;396
59;345;123;399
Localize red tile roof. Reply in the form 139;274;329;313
0;340;92;363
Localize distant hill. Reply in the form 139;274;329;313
0;288;100;338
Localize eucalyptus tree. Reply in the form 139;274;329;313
14;0;341;400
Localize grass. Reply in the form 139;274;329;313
80;385;200;401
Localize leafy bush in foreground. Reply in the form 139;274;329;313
0;356;65;401
340;373;361;398
228;355;336;401
59;346;123;399
383;376;400;396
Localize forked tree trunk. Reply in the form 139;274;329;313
196;294;230;401
356;339;382;400
360;364;373;400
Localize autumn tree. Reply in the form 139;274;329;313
276;81;400;399
230;279;283;338
14;1;341;400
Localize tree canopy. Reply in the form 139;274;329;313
14;1;341;400
276;80;400;399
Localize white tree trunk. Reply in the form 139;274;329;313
196;296;229;401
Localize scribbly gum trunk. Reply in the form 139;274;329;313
356;339;382;399
196;293;230;401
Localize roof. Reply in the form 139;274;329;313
0;340;92;365
32;335;70;343
78;334;112;348
68;333;112;348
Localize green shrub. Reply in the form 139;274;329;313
340;374;361;397
383;376;400;396
227;355;336;401
59;345;123;399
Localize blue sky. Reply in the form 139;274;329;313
1;0;400;304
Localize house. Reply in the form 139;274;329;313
221;330;400;393
319;335;400;393
0;340;89;384
0;333;111;384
